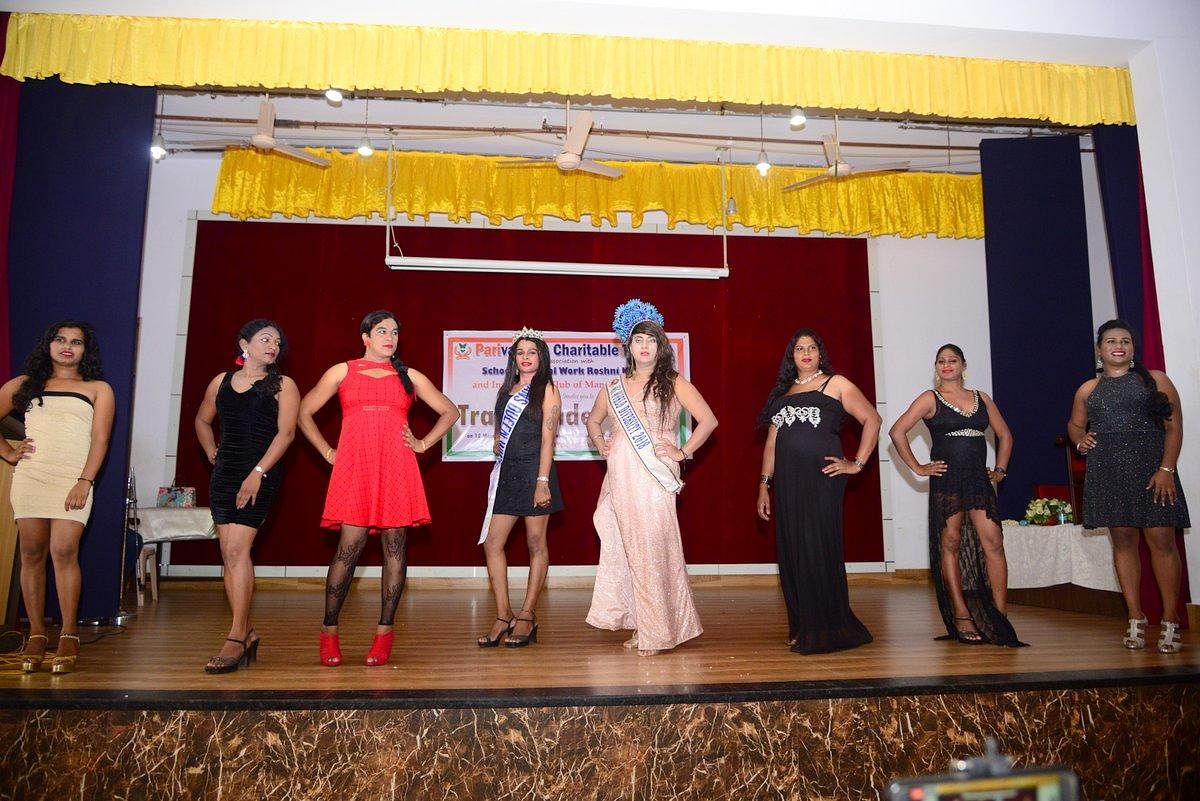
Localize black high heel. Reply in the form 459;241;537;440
953;616;985;645
504;611;538;648
204;634;256;674
478;617;514;648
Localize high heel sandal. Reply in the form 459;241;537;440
478;617;514;648
1123;617;1148;649
50;634;80;675
1157;621;1182;654
204;633;257;675
365;630;395;666
20;634;47;673
953;617;985;644
504;611;538;648
319;631;342;667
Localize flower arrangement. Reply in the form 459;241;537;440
1024;497;1074;525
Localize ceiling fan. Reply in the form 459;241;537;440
499;102;623;178
185;99;331;168
782;115;908;192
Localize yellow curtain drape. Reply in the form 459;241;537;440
211;149;984;239
2;13;1134;127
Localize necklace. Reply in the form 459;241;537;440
793;370;824;386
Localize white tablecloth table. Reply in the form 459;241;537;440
134;507;215;603
1002;522;1120;592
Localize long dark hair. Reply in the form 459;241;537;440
1096;319;1171;425
757;328;834;428
237;319;287;399
361;309;413;395
624;320;678;422
496;337;553;420
13;320;104;413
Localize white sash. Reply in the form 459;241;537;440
479;384;532;544
606;378;683;495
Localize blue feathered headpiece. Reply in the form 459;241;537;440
612;298;664;343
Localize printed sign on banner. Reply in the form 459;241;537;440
441;330;691;461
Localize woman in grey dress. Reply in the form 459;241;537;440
1068;319;1189;653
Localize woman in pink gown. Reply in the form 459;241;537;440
584;300;718;656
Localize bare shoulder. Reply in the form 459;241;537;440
406;367;429;384
0;375;27;395
1074;376;1100;399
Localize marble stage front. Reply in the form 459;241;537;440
1;581;1197;800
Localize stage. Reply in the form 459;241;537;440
1;578;1197;800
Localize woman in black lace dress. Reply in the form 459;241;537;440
756;329;879;654
195;319;299;673
890;344;1023;646
1068;319;1189;654
476;329;563;648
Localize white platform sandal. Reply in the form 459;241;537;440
1123;617;1148;649
1157;621;1182;654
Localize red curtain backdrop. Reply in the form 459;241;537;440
171;221;881;569
0;12;19;379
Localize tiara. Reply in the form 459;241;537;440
512;326;545;343
612;298;664;343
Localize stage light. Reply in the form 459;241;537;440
385;255;728;280
325;87;343;104
755;150;771;177
789;107;807;129
357;135;375;157
726;196;737;215
150;132;167;161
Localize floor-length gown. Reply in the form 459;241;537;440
586;384;702;651
925;390;1024;646
771;379;872;654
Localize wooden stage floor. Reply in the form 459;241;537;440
3;578;1197;704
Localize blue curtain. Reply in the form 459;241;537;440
1091;125;1146;335
7;78;153;622
980;135;1095;519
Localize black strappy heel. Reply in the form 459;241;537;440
478;617;514;648
504;611;538;648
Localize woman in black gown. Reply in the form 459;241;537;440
756;329;880;654
476;329;563;648
1068;319;1189;653
195;319;299;673
890;344;1023;647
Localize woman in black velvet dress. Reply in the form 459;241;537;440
756;329;880;654
476;330;562;648
890;344;1023;647
195;319;299;673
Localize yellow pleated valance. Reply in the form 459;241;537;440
2;13;1133;127
211;149;984;239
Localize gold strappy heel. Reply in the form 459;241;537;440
50;633;80;675
20;634;48;673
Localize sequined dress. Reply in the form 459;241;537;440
586;384;701;651
1083;372;1190;529
490;392;563;517
770;379;872;654
320;360;431;531
925;390;1023;647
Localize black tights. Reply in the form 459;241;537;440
323;526;408;627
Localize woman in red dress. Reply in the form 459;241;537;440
299;310;458;667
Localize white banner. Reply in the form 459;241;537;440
441;330;691;461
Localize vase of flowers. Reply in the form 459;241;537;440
1024;497;1074;525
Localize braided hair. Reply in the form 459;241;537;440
236;319;287;398
757;328;833;428
1096;319;1172;426
361;310;413;395
12;320;105;414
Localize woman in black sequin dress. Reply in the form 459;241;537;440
890;345;1023;647
756;329;880;654
476;330;563;648
195;320;299;672
1068;319;1189;653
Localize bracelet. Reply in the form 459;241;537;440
679;447;693;461
253;465;265;474
535;476;550;482
1158;466;1175;474
759;474;772;485
77;477;94;484
994;466;1007;475
323;447;334;461
852;458;864;468
419;439;428;452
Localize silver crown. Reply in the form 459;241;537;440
512;326;545;343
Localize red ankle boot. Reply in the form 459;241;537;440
319;631;342;667
365;630;395;666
